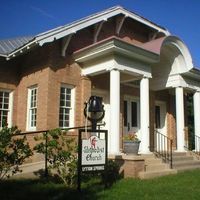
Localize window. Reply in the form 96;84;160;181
155;105;161;128
27;86;38;130
59;85;74;128
124;101;127;126
0;91;13;127
131;101;137;127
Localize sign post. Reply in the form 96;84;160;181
77;128;108;191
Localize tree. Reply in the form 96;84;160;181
186;93;194;150
0;125;32;179
34;128;77;187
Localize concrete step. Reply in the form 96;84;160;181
145;163;169;172
173;160;200;168
138;154;177;179
144;157;163;165
172;152;187;156
173;155;194;162
176;165;200;172
172;151;200;172
139;169;177;179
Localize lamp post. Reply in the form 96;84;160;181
84;96;105;131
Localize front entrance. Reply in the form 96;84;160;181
155;101;167;135
123;96;140;135
154;101;167;151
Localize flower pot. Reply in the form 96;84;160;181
123;141;141;155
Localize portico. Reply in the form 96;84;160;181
74;37;158;154
74;35;200;156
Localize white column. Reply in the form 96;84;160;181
193;91;200;151
109;69;120;154
175;87;185;152
140;77;150;154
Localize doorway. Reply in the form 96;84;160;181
155;101;167;135
123;96;140;135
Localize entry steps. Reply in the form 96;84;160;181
138;154;176;179
172;152;200;172
139;152;200;179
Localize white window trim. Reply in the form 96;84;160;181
59;84;75;129
124;95;140;131
8;91;13;128
26;86;38;131
0;89;13;128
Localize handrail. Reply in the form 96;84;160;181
153;130;173;169
184;134;200;156
13;122;106;136
11;123;106;177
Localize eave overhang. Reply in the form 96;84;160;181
1;6;169;60
183;68;200;81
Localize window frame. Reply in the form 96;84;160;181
0;89;13;128
124;96;140;131
26;85;38;131
59;84;75;129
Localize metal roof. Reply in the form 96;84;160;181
0;36;34;56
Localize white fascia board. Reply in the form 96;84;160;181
120;10;170;35
166;74;200;91
6;39;37;58
37;10;122;46
36;7;169;46
0;53;7;57
166;74;186;88
82;59;115;76
5;7;168;59
81;57;151;78
183;76;200;91
75;39;159;64
115;55;152;78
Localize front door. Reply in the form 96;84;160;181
124;97;140;135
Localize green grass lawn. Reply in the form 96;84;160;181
1;170;200;200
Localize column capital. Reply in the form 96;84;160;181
106;66;120;72
175;86;183;88
141;75;149;79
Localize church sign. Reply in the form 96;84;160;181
81;135;106;171
77;129;108;191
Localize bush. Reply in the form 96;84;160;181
102;159;120;187
34;128;77;187
0;125;32;179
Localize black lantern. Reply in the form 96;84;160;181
84;96;105;131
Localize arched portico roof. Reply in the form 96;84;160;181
141;35;194;73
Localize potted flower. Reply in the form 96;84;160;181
123;132;141;155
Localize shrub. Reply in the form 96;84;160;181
0;125;32;179
34;128;77;187
102;159;120;187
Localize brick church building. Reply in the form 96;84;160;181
0;6;200;158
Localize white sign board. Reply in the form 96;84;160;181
81;135;106;166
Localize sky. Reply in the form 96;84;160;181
1;0;200;67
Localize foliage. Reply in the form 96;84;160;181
0;125;32;179
123;132;140;142
186;94;195;150
34;128;77;187
102;159;120;187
